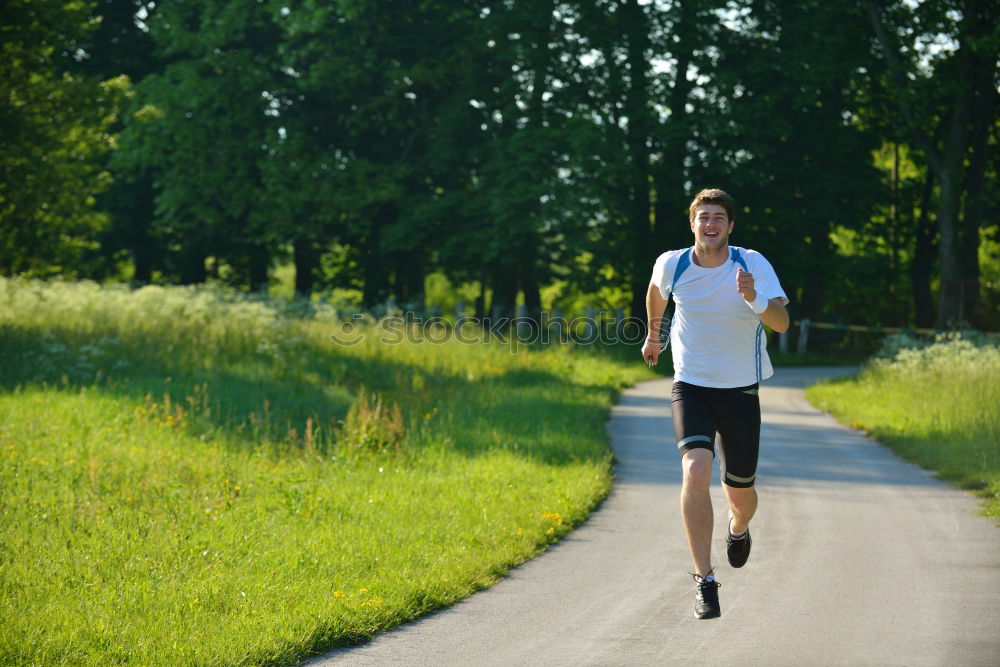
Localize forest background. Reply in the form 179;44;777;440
3;0;998;333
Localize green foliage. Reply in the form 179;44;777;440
807;334;1000;522
701;1;883;319
4;0;999;332
0;0;127;276
111;0;287;287
423;272;481;316
866;0;1000;327
0;278;652;664
979;224;1000;329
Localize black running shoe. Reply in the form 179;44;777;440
726;525;752;568
692;571;721;619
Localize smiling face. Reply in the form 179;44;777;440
690;204;734;249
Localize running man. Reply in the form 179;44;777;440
641;188;789;619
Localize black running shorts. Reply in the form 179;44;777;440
671;380;761;488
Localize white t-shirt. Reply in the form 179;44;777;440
650;246;788;388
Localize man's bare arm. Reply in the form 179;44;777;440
736;267;789;333
642;282;668;365
759;298;790;333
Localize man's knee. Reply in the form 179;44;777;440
681;449;713;487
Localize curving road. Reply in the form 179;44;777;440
312;367;1000;666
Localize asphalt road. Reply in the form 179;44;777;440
312;367;1000;666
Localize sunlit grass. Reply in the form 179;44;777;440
0;278;652;665
807;336;1000;523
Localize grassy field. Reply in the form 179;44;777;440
807;334;1000;522
0;278;653;665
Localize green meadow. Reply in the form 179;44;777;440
9;278;993;666
807;334;1000;522
0;278;651;665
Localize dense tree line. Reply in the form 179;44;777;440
2;0;998;329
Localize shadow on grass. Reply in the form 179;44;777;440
1;322;412;453
1;323;624;466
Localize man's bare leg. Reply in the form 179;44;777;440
680;448;715;576
723;485;757;534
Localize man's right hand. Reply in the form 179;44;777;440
642;281;668;367
641;337;661;366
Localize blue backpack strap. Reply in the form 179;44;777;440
730;247;749;271
670;247;693;293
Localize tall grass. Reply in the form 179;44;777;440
807;333;1000;522
0;278;651;665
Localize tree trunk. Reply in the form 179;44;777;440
527;0;555;127
935;100;971;327
629;276;648;330
394;251;425;314
293;235;317;298
490;266;517;321
889;144;902;323
130;211;153;285
178;249;207;284
910;169;936;329
958;38;998;327
521;259;542;324
652;0;696;254
800;230;832;320
518;0;552;328
623;0;653;318
362;202;395;309
248;242;269;294
475;269;488;321
127;174;157;285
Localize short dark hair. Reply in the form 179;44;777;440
688;188;735;222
